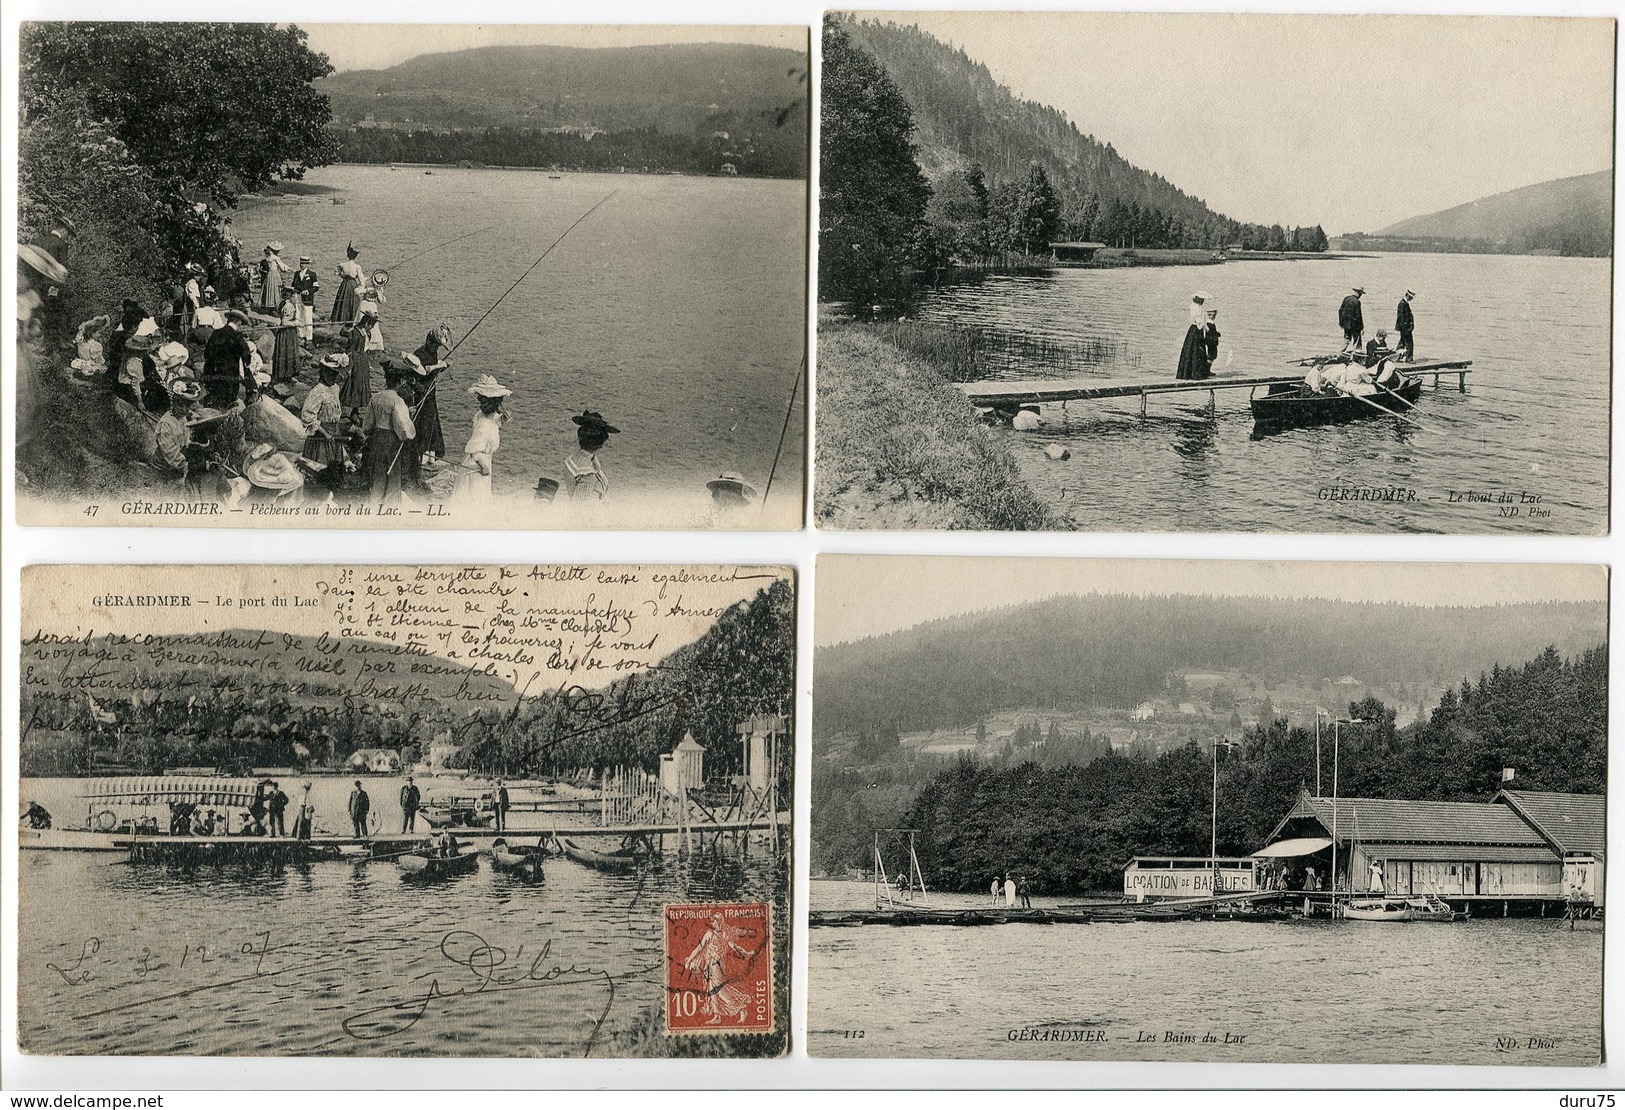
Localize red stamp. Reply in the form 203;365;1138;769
663;901;774;1035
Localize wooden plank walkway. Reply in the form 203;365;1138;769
811;890;1293;927
958;359;1473;408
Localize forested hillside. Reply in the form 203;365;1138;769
815;644;1606;889
838;16;1321;253
1347;170;1613;257
814;595;1605;736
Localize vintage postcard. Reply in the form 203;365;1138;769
16;23;808;529
18;564;793;1057
816;12;1612;533
810;555;1605;1064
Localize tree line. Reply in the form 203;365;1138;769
819;17;1327;304
814;643;1605;891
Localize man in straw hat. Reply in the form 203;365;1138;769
1395;289;1416;362
154;377;202;489
566;411;619;501
1338;286;1365;353
290;256;320;345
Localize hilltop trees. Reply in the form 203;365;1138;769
819;19;932;304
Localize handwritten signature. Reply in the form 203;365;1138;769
340;930;624;1056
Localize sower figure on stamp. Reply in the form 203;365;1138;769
682;913;759;1026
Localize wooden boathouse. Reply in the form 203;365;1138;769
1260;788;1604;913
1049;241;1106;265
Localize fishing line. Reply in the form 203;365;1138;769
380;191;620;481
379;224;501;272
761;351;805;510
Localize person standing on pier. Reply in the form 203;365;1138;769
991;875;1002;904
267;782;289;837
349;780;372;838
290;257;320;345
1003;875;1017;907
294;783;315;840
400;777;421;832
1176;305;1220;380
1395;290;1416;361
1339;286;1365;352
493;779;510;833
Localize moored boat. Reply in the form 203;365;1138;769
560;837;641;873
490;838;546;881
1340;897;1414;921
399;845;479;878
1251;374;1423;433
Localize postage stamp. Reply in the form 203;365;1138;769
663;902;774;1035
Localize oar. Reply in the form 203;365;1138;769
1332;384;1439;434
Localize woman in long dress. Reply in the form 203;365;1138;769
451;375;511;502
1175;306;1220;381
256;242;287;314
340;308;377;418
359;359;416;503
300;357;347;492
331;243;364;322
410;324;454;464
271;291;300;384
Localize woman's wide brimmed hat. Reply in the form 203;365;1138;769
400;352;428;376
245;450;304;491
18;243;68;284
132;316;161;338
535;476;561;502
707;472;758;501
124;330;161;351
572;410;619;434
168;377;203;401
468;374;512;399
155;341;191;370
266;240;284;253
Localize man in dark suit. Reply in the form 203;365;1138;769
290;257;321;345
1339;287;1365;351
400;777;421;832
1395;290;1416;361
494;779;510;833
348;780;371;838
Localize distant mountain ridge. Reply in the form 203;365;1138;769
815;594;1605;736
839;16;1264;240
1348;170;1612;256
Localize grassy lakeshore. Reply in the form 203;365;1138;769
815;309;1062;531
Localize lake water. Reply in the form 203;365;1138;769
808;880;1602;1065
231;165;806;527
910;253;1609;533
18;775;788;1057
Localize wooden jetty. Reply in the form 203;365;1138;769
958;359;1472;414
810;890;1292;927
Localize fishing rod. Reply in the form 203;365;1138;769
372;224;501;283
1333;384;1438;434
380;191;620;480
761;351;805;510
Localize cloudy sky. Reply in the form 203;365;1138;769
884;12;1614;233
815;557;1606;648
301;24;804;74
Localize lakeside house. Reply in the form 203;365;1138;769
1259;787;1604;908
346;747;402;774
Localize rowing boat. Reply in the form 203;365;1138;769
399;847;479;878
490;838;546;881
1251;374;1422;433
560;837;641;872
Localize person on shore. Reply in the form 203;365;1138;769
340;307;377;419
493;778;510;833
566;410;618;501
301;356;348;493
22;801;51;829
271;288;300;385
400;776;421;832
1368;860;1385;893
192;288;225;342
1017;875;1032;909
348;780;371;838
452;375;512;503
411;324;455;468
181;262;205;333
267;782;289;837
1003;875;1017;907
154;378;201;490
332;243;364;322
202;310;253;409
257;242;288;314
1395;290;1416;361
361;359;418;504
114;330;162;411
1339;286;1365;352
290;256;320;344
1176;305;1220;380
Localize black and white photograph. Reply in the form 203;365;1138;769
18;564;794;1057
810;555;1605;1064
816;13;1612;533
15;23;808;529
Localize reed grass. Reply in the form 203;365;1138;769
868;318;1132;383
